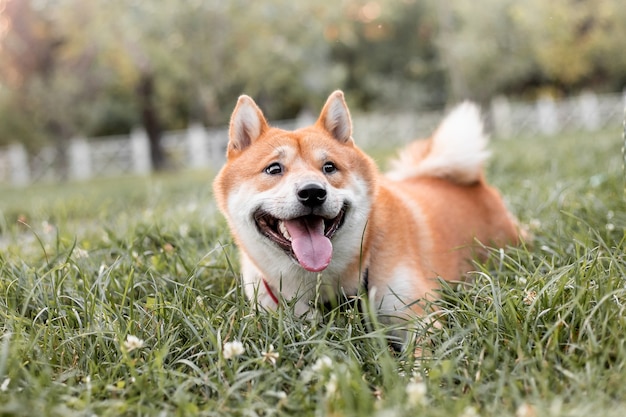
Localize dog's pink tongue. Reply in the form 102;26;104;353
283;216;332;272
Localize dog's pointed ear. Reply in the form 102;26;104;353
228;95;269;153
317;90;353;144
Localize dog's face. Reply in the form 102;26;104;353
213;91;377;275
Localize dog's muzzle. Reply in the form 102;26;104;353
253;204;348;272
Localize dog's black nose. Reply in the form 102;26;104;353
297;183;327;207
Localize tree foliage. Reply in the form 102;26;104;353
511;0;626;91
0;0;624;150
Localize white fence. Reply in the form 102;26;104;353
0;91;624;186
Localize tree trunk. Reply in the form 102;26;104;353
137;72;166;171
47;119;69;181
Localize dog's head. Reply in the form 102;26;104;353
213;91;377;273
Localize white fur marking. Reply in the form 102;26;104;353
376;266;416;316
231;98;263;149
387;101;490;183
323;94;352;143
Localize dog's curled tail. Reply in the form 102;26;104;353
386;102;490;184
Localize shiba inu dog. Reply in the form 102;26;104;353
213;90;521;328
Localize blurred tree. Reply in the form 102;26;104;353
1;0;626;160
328;0;445;110
0;0;76;177
435;0;537;102
0;0;130;149
218;1;341;118
438;0;626;100
511;0;626;93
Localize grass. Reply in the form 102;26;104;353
0;126;624;416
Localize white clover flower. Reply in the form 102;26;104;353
405;380;427;406
223;340;245;359
73;248;89;259
523;289;537;305
261;344;280;365
302;355;334;383
529;219;542;230
460;405;480;417
0;378;9;392
42;221;55;234
516;403;537;417
311;356;333;373
325;373;338;398
123;335;145;352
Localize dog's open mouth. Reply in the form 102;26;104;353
254;206;347;272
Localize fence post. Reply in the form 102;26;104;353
187;123;210;169
69;137;91;181
490;96;512;138
579;91;600;131
8;143;30;186
207;128;228;169
130;128;152;175
536;96;558;135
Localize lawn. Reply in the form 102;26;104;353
0;126;624;417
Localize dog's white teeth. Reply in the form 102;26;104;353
278;221;291;241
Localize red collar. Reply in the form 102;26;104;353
262;279;279;305
261;268;369;308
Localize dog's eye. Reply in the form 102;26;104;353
322;162;337;174
264;163;283;175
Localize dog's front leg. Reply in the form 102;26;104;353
240;254;280;311
240;254;316;318
369;282;441;355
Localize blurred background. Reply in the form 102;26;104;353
0;0;624;185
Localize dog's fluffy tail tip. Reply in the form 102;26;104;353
387;101;489;184
434;101;486;152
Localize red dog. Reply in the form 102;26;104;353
214;91;521;333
